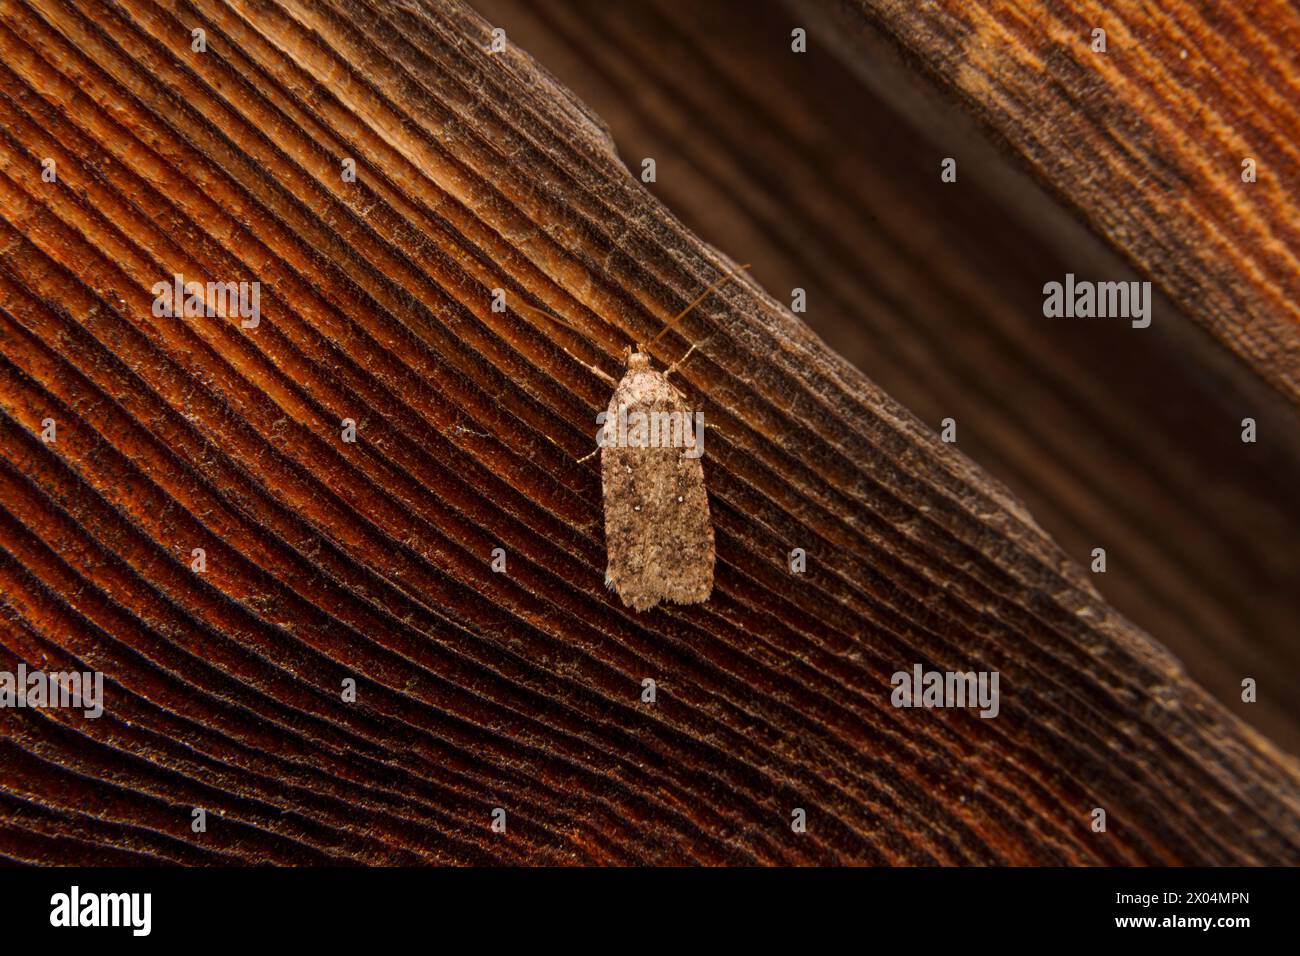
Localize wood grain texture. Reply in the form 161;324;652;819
473;0;1300;754
0;0;1297;864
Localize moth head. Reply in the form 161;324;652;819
627;347;651;371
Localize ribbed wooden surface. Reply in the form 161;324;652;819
476;0;1300;761
0;0;1297;864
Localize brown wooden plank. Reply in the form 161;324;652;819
0;0;1297;864
471;0;1300;754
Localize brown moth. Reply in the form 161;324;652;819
518;268;744;611
598;344;713;610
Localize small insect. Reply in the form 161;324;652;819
517;268;745;611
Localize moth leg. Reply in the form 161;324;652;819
576;445;599;464
548;338;616;387
556;345;616;387
586;362;617;387
664;338;709;379
513;299;618;386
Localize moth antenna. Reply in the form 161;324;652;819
514;299;594;344
650;264;750;346
514;298;619;386
516;298;636;353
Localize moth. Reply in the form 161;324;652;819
518;269;744;611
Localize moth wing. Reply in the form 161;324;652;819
601;372;714;611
